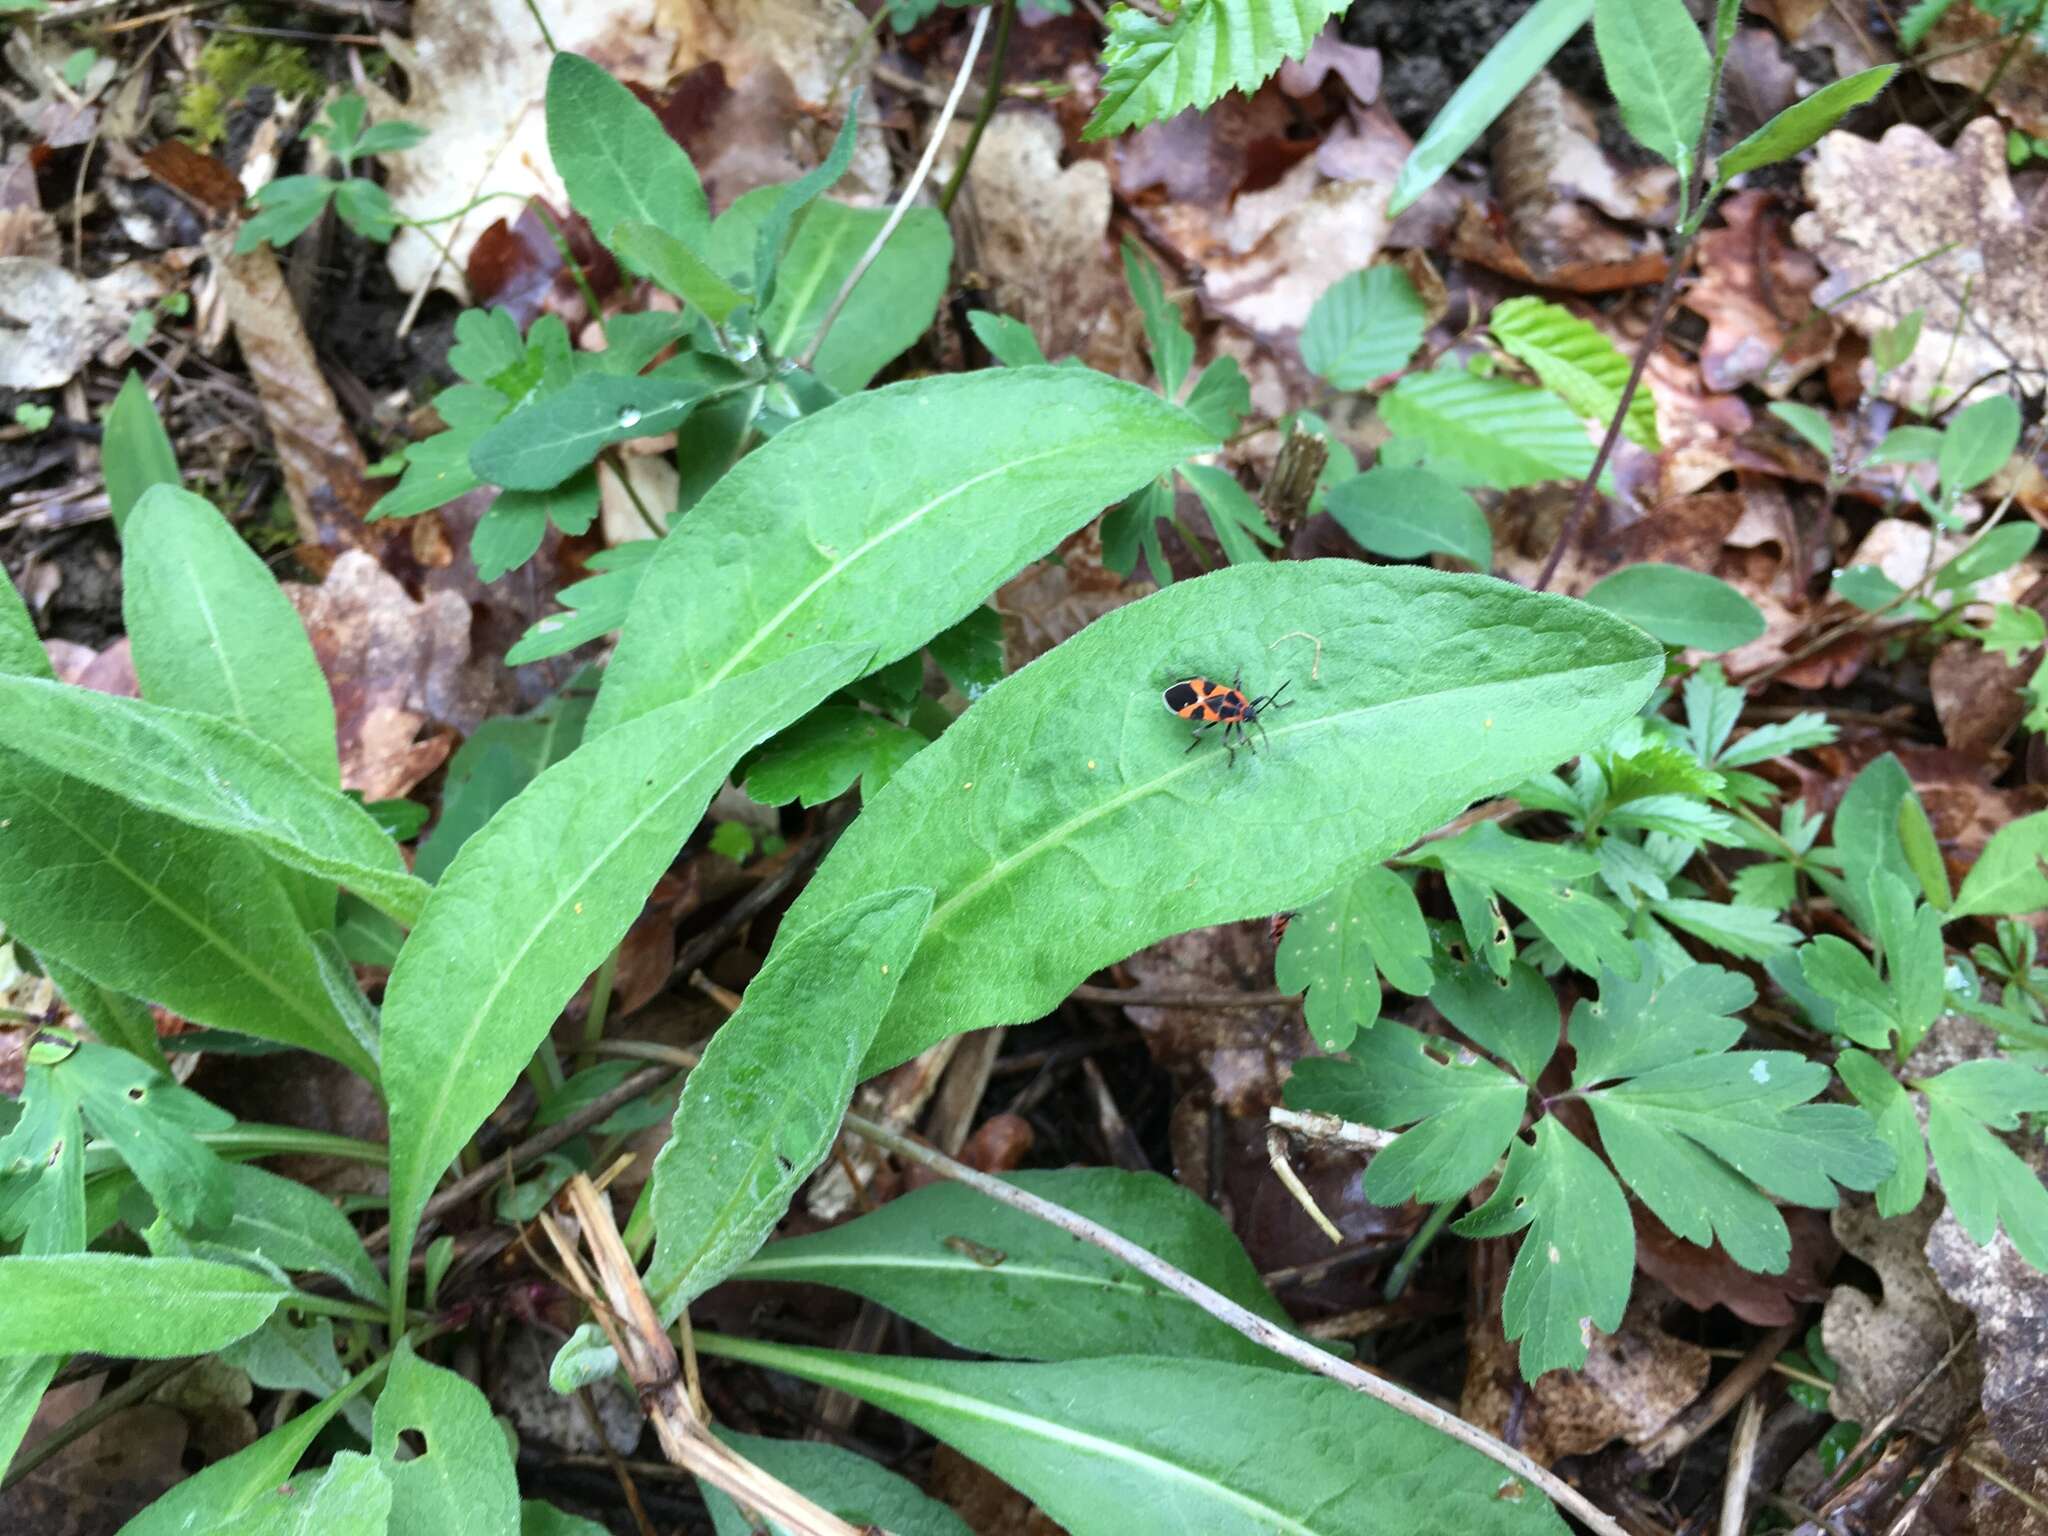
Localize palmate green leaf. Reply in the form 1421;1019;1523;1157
1581;563;1766;652
0;758;376;1075
1274;864;1433;1049
1389;0;1591;214
1950;808;2048;918
1593;0;1710;181
1082;0;1349;141
1431;957;1560;1084
545;52;707;255
1454;1117;1633;1376
1649;895;1800;960
1923;1061;2048;1269
1289;1023;1527;1205
372;1341;520;1534
123;485;338;786
1568;952;1751;1084
743;706;929;807
1325;465;1492;571
787;560;1661;1073
0;1254;285;1358
0;675;424;925
1835;1049;1928;1218
472;470;599;583
506;541;653;666
708;191;953;392
1300;265;1427;388
380;644;867;1296
469;368;731;491
694;1336;1570;1535
1376;365;1602;489
645;887;930;1315
1716;66;1897;181
739;1168;1292;1366
703;1431;971;1536
1415;823;1635;979
102;372;180;534
1489;297;1659;450
591;368;1213;737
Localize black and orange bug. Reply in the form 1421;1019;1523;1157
1162;671;1292;765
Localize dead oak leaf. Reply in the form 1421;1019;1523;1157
1793;119;2048;410
1683;189;1836;396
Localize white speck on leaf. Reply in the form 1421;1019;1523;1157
1750;1059;1771;1084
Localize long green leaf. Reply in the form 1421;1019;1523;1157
737;1169;1294;1365
102;372;180;535
0;676;424;925
1593;0;1710;180
381;644;868;1297
1389;0;1592;214
0;563;49;681
545;52;707;255
646;887;931;1314
782;560;1663;1074
1083;0;1349;141
590;368;1213;737
1716;65;1897;180
372;1341;521;1533
694;1337;1568;1536
1950;809;2048;918
703;1431;971;1536
0;756;375;1075
0;1254;285;1358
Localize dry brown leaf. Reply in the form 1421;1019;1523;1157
1720;27;1801;140
1120;921;1306;1117
1928;1184;2048;1468
1635;1205;1838;1326
1683;189;1837;396
1822;1192;1980;1440
1931;639;2027;762
1794;119;2048;410
1276;26;1381;103
1925;3;2048;138
0;257;170;389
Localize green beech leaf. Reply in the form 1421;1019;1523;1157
0;675;424;925
740;1168;1291;1366
1377;366;1603;489
1835;1049;1927;1218
470;370;727;491
1581;563;1766;652
1921;1060;2048;1268
545;52;707;254
1489;296;1659;450
1593;0;1710;180
1430;957;1559;1085
1716;66;1897;180
123;484;338;786
1938;394;2022;498
0;758;375;1074
1949;809;2048;918
591;368;1213;736
743;707;929;807
694;1336;1569;1534
1390;0;1591;214
371;1341;520;1532
1083;0;1350;142
0;1254;285;1357
1288;1024;1527;1206
785;560;1662;1073
103;372;180;534
1455;1116;1633;1377
1325;465;1492;571
703;1431;971;1536
1300;266;1427;388
380;644;867;1292
645;887;931;1314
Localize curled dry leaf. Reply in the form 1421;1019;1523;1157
1635;1205;1839;1326
1822;1193;1981;1440
1795;119;2048;409
1928;1173;2048;1468
1683;189;1837;397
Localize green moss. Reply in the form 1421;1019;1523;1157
174;34;324;147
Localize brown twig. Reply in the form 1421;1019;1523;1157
1071;984;1299;1010
1717;1392;1766;1536
1628;1319;1801;1474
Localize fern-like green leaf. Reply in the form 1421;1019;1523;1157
1083;0;1347;141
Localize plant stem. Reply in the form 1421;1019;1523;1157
841;1110;1632;1536
579;944;621;1072
797;2;992;372
1383;1198;1458;1301
938;0;1016;216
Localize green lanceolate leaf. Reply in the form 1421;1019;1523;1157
1580;563;1766;652
1123;238;1194;397
1456;1116;1633;1377
103;372;180;534
371;1341;520;1533
0;563;49;681
785;560;1663;1074
753;92;864;309
122;485;339;786
1488;296;1659;450
1288;1022;1527;1206
1593;0;1710;181
0;1254;285;1358
645;887;932;1315
702;1431;970;1536
1083;0;1350;141
736;1168;1294;1366
693;1336;1570;1535
0;757;376;1075
1835;1049;1927;1219
743;706;929;807
1377;366;1603;489
0;676;423;925
545;52;708;255
611;220;745;322
1950;809;2048;918
1325;466;1491;571
380;644;868;1296
470;369;728;491
194;1164;388;1304
1716;65;1897;182
591;367;1213;737
1390;0;1591;214
1300;265;1427;388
